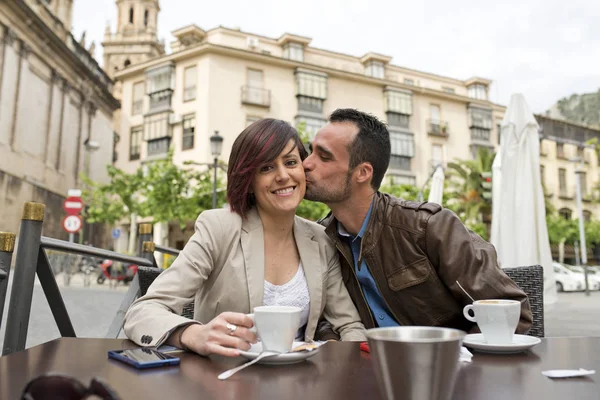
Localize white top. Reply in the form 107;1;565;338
263;262;311;339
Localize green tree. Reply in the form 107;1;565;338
82;166;144;225
445;148;495;225
82;151;226;231
546;213;578;246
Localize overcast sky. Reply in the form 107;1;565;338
72;0;600;113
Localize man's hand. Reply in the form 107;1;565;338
180;312;257;357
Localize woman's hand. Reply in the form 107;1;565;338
180;312;257;357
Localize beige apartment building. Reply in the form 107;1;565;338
107;5;600;249
0;0;119;243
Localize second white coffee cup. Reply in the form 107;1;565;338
248;306;302;353
463;299;520;344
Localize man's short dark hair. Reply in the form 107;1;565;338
329;108;390;190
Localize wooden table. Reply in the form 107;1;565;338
1;337;599;399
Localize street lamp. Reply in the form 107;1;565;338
210;131;223;209
78;138;101;244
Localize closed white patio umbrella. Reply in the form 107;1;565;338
427;165;445;205
491;93;556;304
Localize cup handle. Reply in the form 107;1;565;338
463;305;477;323
246;313;257;334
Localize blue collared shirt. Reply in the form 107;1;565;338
337;202;399;327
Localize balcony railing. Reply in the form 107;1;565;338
241;86;271;108
427;119;449;137
148;89;173;113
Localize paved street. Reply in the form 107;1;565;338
0;273;129;350
1;273;600;351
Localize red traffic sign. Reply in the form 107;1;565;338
62;215;82;233
63;196;84;215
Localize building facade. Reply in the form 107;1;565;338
0;0;119;243
108;19;600;248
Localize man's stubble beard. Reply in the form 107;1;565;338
304;173;352;205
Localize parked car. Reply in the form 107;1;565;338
562;264;600;290
553;262;585;292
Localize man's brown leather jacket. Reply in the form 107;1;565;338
317;192;532;338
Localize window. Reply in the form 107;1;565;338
559;168;567;195
365;60;385;79
246;116;260;127
559;208;572;220
147;67;174;93
442;87;456;94
471;128;490;141
468;106;492;129
385;89;412;115
432;144;444;168
298;96;323;114
386;112;409;129
540;165;545;187
241;69;266;105
583;210;592;222
403;78;414;86
577;146;584;160
132;82;144;115
183;66;197;101
129;126;142;161
143;113;171;141
181;114;195;150
468;84;487;100
129;7;134;24
557;143;565;158
283;43;304;62
295;116;326;140
390;131;415;158
146;64;175;112
429;104;440;123
144;10;149;27
296;70;327;99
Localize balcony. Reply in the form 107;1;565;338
427;119;449;137
148;88;173;113
241;86;271;108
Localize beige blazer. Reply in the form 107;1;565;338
123;208;366;347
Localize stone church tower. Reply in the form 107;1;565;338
102;0;165;79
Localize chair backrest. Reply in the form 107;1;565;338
503;265;544;338
137;266;194;319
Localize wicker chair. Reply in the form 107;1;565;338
503;265;544;338
137;266;195;319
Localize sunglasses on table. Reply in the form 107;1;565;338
21;373;121;400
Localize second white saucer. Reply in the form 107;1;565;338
463;333;541;354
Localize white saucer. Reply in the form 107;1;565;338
463;334;541;354
238;341;320;365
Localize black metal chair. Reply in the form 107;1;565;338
137;266;194;319
503;265;544;338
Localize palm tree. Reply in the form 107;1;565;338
446;147;495;225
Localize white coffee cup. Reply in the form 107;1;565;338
463;299;520;344
251;306;301;353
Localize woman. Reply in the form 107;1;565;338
123;119;366;357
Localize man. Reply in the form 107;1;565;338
304;108;532;334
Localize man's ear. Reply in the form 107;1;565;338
355;162;373;185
